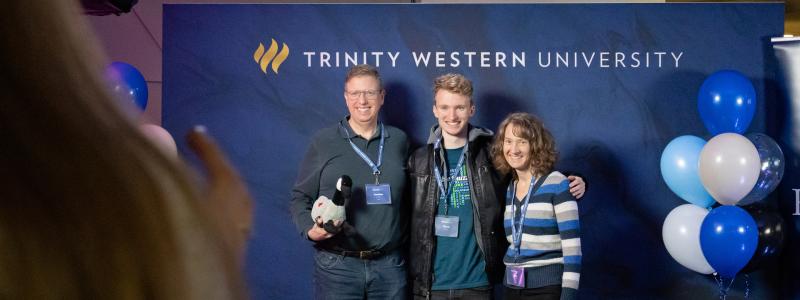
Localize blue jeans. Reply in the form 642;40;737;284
314;249;407;300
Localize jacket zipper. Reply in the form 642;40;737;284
467;146;485;255
426;145;440;294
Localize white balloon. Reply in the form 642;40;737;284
662;204;714;274
698;133;760;205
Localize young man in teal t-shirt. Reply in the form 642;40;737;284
407;74;585;299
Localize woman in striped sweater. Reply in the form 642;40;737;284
491;113;581;300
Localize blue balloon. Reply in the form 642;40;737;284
699;206;758;278
660;135;715;208
105;62;148;111
738;133;785;205
697;70;756;135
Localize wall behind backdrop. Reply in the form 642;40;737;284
163;4;787;299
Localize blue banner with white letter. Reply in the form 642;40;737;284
164;4;784;299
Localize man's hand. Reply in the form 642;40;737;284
567;175;586;199
308;221;339;241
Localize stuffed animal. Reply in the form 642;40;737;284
311;175;355;236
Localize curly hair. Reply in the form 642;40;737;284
433;73;473;104
491;112;558;178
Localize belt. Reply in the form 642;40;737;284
323;248;384;260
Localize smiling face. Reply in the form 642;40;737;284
433;90;475;139
502;123;532;173
491;113;557;177
344;75;384;127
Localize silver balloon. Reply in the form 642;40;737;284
698;133;760;205
738;133;785;205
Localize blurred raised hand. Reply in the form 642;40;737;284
187;126;254;266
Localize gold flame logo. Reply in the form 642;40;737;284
253;38;290;75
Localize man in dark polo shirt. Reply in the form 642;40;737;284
290;64;409;299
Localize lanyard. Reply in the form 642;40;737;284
433;138;468;215
508;175;545;260
341;122;384;184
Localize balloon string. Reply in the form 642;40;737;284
744;273;751;298
714;273;735;300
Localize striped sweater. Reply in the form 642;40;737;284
503;171;581;300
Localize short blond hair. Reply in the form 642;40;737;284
433;73;473;104
344;64;382;88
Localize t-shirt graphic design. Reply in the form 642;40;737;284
443;164;470;208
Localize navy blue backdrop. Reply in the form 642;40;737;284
163;4;787;299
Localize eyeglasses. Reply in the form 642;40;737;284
345;89;382;99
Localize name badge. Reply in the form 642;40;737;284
365;184;391;205
434;215;459;237
506;266;525;288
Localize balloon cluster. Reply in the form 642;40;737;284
105;62;177;158
660;71;785;287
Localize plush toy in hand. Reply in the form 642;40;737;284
311;175;355;236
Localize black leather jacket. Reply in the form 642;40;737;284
407;125;509;298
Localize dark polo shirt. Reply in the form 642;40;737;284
290;117;409;252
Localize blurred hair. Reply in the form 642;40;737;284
491;112;558;178
0;1;244;299
432;73;473;104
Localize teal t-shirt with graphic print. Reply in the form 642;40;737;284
431;147;489;290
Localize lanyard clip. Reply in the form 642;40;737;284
373;171;380;185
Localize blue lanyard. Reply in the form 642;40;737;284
341;122;384;184
433;138;468;215
508;176;536;259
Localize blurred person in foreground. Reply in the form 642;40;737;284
0;1;253;299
